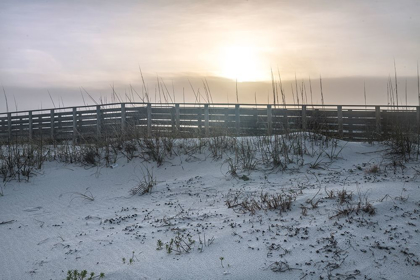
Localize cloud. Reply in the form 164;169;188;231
0;0;419;91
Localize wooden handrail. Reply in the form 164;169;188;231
1;102;419;116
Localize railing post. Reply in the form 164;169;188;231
171;106;176;132
253;108;258;133
224;108;229;130
375;106;381;137
337;105;343;137
283;109;289;133
28;111;33;140
50;109;55;140
267;105;272;135
19;117;23;136
175;104;180;131
147;103;152;137
7;112;12;140
302;105;307;130
348;109;353;140
57;112;62;131
72;107;77;143
197;107;202;133
38;115;43;138
235;104;240;135
0;117;3;137
416;106;420;134
96;105;101;139
121;103;126;134
204;104;209;136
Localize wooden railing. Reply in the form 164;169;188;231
0;103;419;142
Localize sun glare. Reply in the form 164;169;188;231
218;46;268;82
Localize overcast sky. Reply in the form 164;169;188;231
1;0;419;110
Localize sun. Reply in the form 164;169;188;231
218;46;268;82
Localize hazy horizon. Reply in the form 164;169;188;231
1;0;419;112
2;75;419;112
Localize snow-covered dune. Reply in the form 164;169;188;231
1;138;419;279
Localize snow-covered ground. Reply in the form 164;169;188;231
0;137;419;280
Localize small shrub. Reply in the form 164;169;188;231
138;137;168;166
330;205;356;219
358;201;376;215
225;158;238;177
268;261;291;273
130;166;156;196
306;188;321;209
69;191;95;203
355;185;376;215
309;152;324;169
197;233;215;253
226;190;296;215
300;205;308;216
122;142;137;161
156;240;163;250
385;126;417;162
324;186;335;199
165;232;195;254
239;174;249;181
259;135;289;170
103;144;117;166
65;269;104;280
207;136;232;160
331;185;376;219
324;140;346;161
365;164;380;174
236;139;258;171
82;148;99;165
337;188;352;205
122;251;137;265
0;143;46;183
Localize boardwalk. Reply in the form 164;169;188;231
1;103;419;142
